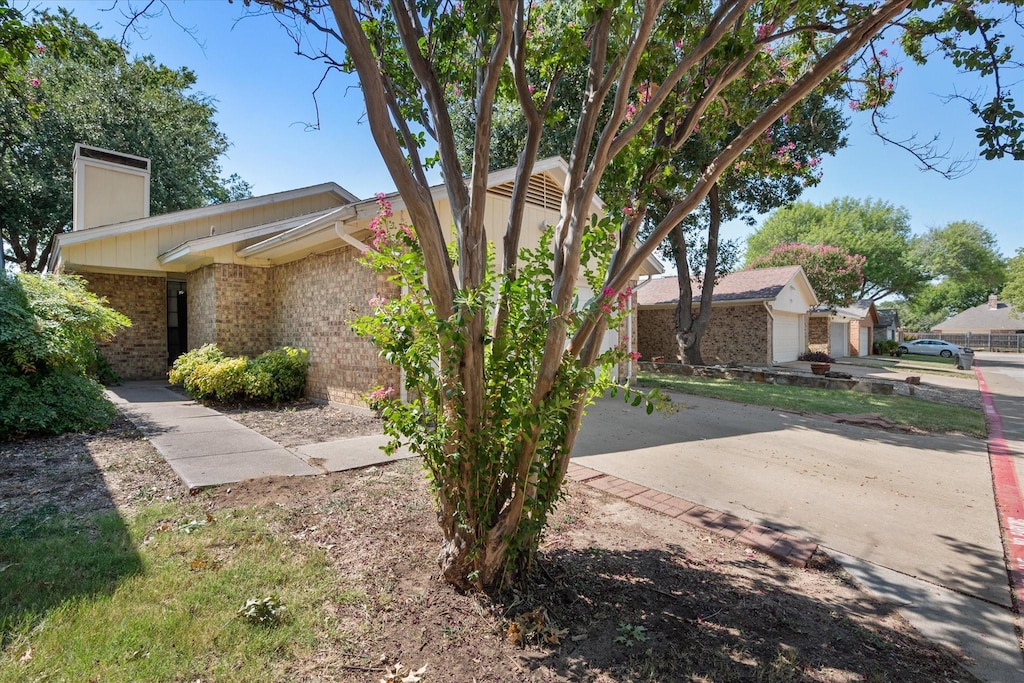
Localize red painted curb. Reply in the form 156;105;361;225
974;364;1024;616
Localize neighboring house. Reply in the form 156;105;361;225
874;308;900;343
931;295;1024;334
49;145;661;404
808;300;879;358
636;265;818;365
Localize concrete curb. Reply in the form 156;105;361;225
566;462;818;567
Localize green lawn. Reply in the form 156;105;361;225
0;502;356;682
636;371;986;438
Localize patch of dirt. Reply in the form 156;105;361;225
1;412;980;682
0;416;183;522
218;399;383;447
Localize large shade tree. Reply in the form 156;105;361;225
0;11;249;272
745;196;925;300
243;0;1024;591
900;220;1007;329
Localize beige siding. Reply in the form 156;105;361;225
65;192;346;273
80;165;148;230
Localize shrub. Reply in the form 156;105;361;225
877;340;900;355
0;272;129;440
168;344;224;387
798;351;835;363
245;347;309;403
168;345;309;404
0;367;116;438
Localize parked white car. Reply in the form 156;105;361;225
897;339;970;358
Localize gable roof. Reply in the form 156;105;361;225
636;266;806;307
876;308;899;328
834;299;879;324
931;299;1023;332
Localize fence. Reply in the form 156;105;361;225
900;332;1024;352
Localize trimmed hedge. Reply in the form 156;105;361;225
169;345;309;403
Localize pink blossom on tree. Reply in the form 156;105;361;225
748;243;866;305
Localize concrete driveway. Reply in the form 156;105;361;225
572;374;1022;680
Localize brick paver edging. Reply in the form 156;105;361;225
565;462;817;567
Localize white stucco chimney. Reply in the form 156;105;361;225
988;294;999;310
72;144;151;231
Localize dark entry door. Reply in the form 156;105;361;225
167;281;188;366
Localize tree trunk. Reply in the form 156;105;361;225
674;183;722;365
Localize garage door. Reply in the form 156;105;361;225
829;322;849;358
859;327;869;357
772;313;802;362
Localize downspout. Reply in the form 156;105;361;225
763;302;775;366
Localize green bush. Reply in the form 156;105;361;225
0;272;129;440
0;367;116;438
874;339;900;356
246;347;310;403
168;345;309;404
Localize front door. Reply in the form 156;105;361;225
167;280;187;366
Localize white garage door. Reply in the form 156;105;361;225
859;327;869;357
829;322;849;358
772;313;802;362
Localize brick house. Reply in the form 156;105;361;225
48;145;660;404
636;266;818;365
808;299;879;358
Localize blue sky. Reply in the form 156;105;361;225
50;1;1024;260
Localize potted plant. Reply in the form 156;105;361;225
798;351;835;375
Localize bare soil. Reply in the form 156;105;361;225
0;403;980;682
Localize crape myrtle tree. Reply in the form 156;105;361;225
749;242;866;305
0;12;250;272
261;0;1021;591
449;8;849;366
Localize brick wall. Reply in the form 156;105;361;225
638;307;679;361
269;246;399;404
808;317;829;354
80;271;167;380
848;320;873;357
638;303;770;365
187;265;216;350
212;264;273;357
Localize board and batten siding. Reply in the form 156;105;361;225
62;193;345;273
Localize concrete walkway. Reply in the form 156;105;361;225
106;381;412;491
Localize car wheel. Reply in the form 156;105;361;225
940;349;953;358
897;346;908;354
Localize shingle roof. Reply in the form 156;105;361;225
636;265;803;306
931;299;1023;332
876;309;899;328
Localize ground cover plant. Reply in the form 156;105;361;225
637;371;986;437
0;409;980;681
